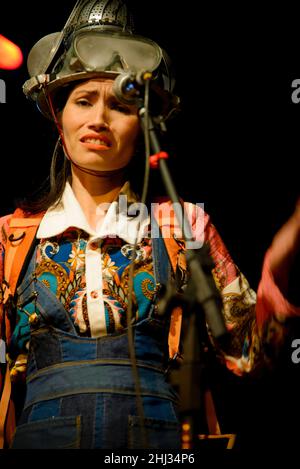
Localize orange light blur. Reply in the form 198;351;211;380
0;34;23;70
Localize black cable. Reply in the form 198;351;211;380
126;79;151;448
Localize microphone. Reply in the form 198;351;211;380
113;70;153;105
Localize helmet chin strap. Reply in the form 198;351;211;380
47;91;128;178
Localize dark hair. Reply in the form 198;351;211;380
17;139;71;214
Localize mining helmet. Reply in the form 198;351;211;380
23;0;179;119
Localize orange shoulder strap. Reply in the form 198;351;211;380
4;209;44;300
0;365;14;448
3;209;44;344
0;209;44;449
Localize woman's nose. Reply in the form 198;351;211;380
88;102;109;130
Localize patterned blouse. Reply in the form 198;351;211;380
9;181;157;359
1;181;271;380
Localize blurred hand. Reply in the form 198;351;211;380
269;200;300;297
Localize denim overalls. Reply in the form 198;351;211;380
10;233;181;449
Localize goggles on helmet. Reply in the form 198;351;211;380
70;31;163;73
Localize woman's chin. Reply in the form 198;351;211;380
71;162;128;177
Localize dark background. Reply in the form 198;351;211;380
1;1;300;290
1;0;300;457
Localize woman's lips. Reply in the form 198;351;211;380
80;134;112;150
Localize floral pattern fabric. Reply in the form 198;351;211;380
10;229;156;358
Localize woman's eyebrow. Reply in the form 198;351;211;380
71;89;119;100
72;89;99;97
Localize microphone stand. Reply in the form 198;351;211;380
138;106;229;448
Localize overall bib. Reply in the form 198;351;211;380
10;234;181;449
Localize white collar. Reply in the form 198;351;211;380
37;182;149;244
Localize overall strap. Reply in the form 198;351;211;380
152;210;185;360
151;222;171;288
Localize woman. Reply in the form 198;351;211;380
2;72;255;449
5;76;183;449
0;0;294;450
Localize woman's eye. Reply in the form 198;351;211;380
110;101;131;114
76;99;91;107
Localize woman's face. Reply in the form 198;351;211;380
60;78;140;172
